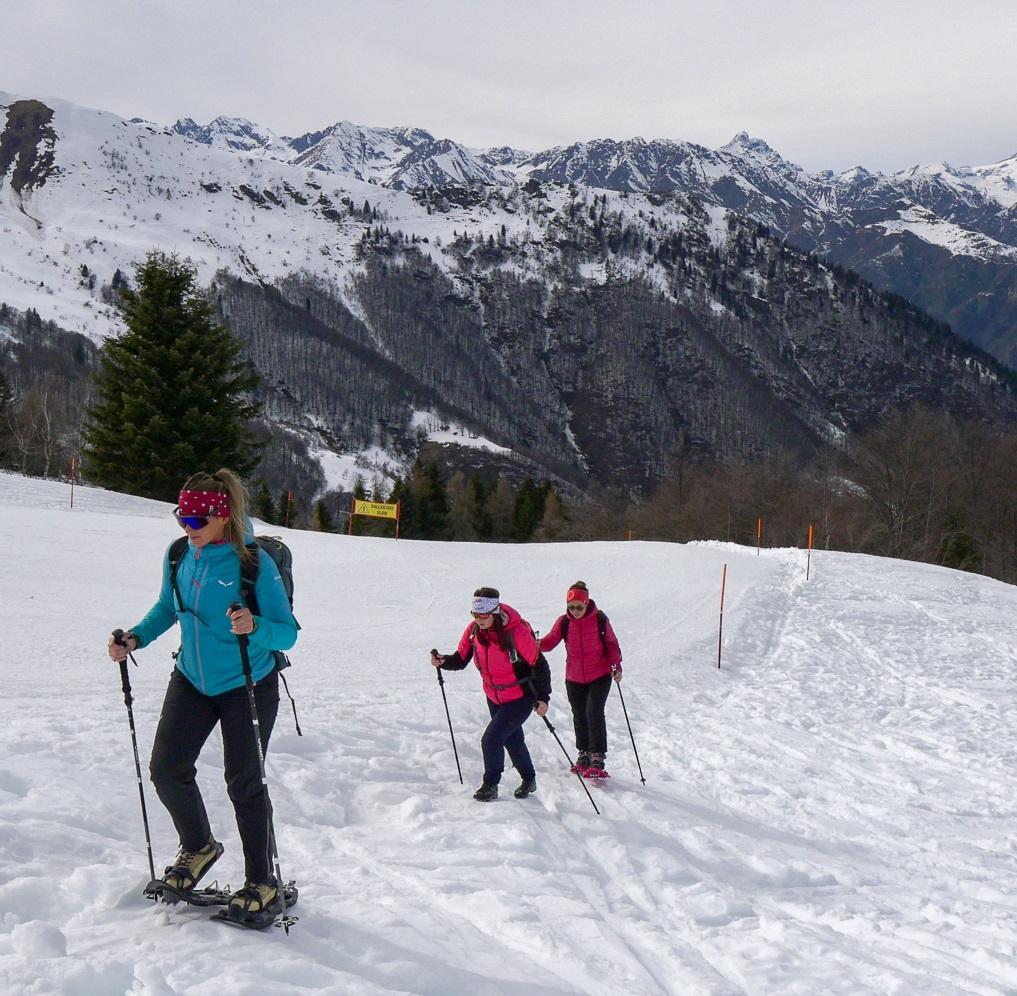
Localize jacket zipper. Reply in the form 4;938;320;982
192;551;207;693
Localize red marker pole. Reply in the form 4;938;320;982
285;490;293;529
806;524;814;580
70;455;78;509
756;515;762;556
717;563;727;669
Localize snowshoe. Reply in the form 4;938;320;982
513;776;537;799
143;878;230;907
570;751;591;775
211;881;299;931
584;754;610;779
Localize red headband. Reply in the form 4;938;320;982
178;489;230;518
566;588;589;603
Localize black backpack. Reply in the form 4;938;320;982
560;608;611;657
168;534;302;731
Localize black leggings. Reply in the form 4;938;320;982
150;668;279;883
565;673;613;755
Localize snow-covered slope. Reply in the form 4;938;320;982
1;472;1015;994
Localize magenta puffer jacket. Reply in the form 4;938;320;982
456;603;539;704
539;599;622;684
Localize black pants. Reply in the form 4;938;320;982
150;668;279;883
566;673;613;755
482;696;537;785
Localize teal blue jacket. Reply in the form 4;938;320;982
130;536;298;696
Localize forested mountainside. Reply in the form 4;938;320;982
168;113;1017;365
2;93;1015;494
523;135;1017;368
217;190;1017;492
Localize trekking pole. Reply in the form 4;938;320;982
111;629;156;882
540;715;600;815
229;603;292;931
613;670;646;785
431;650;463;784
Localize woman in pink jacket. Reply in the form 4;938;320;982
539;581;622;777
432;587;551;802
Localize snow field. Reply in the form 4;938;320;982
0;473;1015;994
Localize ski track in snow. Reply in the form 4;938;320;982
0;473;1016;995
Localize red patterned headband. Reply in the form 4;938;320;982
566;588;589;603
178;489;230;518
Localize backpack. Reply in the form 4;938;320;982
466;621;552;701
560;609;611;657
168;534;302;731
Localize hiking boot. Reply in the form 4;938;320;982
228;880;281;918
570;751;591;773
473;779;498;802
513;776;537;799
589;753;606;772
162;837;223;891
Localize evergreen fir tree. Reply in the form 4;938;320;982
83;252;261;499
314;498;336;532
253;480;276;524
513;477;542;541
468;475;492;539
0;369;15;469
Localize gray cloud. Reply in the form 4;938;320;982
4;0;1016;172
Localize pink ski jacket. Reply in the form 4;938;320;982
456;603;540;704
539;599;622;684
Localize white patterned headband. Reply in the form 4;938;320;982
471;595;500;614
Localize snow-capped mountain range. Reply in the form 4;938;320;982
161;108;1017;367
2;90;1015;494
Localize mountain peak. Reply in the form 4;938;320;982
722;131;778;157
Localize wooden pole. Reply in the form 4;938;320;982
806;524;814;580
396;501;401;540
285;490;293;528
70;455;78;509
717;562;727;669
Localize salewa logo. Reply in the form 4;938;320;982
218;579;235;587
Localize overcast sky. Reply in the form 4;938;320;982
4;0;1016;173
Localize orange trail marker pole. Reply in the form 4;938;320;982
717;563;727;669
806;524;814;580
756;515;762;556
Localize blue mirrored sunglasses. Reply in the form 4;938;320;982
173;507;210;530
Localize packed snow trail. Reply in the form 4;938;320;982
1;473;1015;994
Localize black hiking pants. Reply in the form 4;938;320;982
566;673;613;755
150;668;279;883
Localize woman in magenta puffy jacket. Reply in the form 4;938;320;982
432;586;551;802
539;581;622;776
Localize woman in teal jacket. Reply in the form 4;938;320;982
108;468;297;920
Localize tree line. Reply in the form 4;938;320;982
7;252;1017;585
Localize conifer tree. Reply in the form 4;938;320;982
513;477;542;541
314;498;336;532
253;480;276;524
83;252;261;499
0;369;15;469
